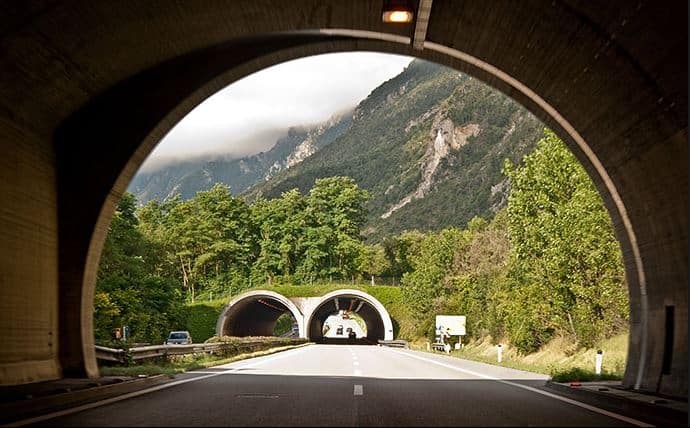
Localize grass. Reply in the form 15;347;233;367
411;332;628;382
99;343;312;378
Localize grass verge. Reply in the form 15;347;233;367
99;343;312;378
410;332;628;382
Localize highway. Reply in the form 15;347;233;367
20;345;655;427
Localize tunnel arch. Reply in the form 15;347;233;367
305;289;394;342
76;34;659;387
216;290;305;338
0;1;684;397
53;35;686;394
62;35;682;391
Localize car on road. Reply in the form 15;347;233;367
336;325;344;335
165;331;192;345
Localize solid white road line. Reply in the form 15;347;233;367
388;349;654;428
5;346;312;427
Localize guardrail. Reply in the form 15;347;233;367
96;338;307;364
377;339;409;349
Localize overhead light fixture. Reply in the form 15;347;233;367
382;0;415;23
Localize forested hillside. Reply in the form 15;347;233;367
130;60;542;241
247;60;543;241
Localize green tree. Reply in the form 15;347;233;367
295;176;370;282
503;129;628;351
401;227;468;336
94;193;183;344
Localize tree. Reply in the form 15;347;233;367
295;176;370;281
94;192;183;344
502;129;627;351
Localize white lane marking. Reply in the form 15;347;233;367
354;384;364;396
354;370;363;376
353;361;360;366
6;346;312;427
388;350;653;428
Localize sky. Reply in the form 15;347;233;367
140;52;414;172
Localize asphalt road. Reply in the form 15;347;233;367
19;345;658;427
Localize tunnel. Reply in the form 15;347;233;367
306;290;394;343
216;291;305;338
0;0;685;397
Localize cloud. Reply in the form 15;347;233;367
140;52;413;172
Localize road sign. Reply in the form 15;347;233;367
435;315;466;336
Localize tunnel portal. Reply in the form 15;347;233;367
308;296;384;343
216;289;394;344
216;291;304;338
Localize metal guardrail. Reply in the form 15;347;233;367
377;339;409;349
95;339;305;364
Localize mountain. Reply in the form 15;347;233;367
246;59;544;241
128;112;353;203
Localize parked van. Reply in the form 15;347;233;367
165;331;192;345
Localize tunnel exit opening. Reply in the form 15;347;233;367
307;295;387;345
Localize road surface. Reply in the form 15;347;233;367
18;345;656;427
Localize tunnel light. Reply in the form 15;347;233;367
382;0;414;23
383;10;414;23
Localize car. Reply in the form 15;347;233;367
165;330;192;345
336;325;344;335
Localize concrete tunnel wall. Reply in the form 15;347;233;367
217;289;394;342
0;1;685;396
304;289;394;342
216;290;306;338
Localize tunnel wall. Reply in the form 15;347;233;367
0;0;685;396
302;289;394;341
217;290;395;342
216;290;305;338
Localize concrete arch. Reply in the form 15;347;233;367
0;1;685;397
216;290;305;338
305;289;394;342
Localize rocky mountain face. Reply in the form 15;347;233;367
130;59;543;241
247;59;544;241
128;112;352;203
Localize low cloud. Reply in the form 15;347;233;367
140;52;413;173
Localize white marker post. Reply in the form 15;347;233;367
595;350;603;375
497;344;503;363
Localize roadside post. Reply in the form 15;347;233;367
497;344;503;363
595;350;603;375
